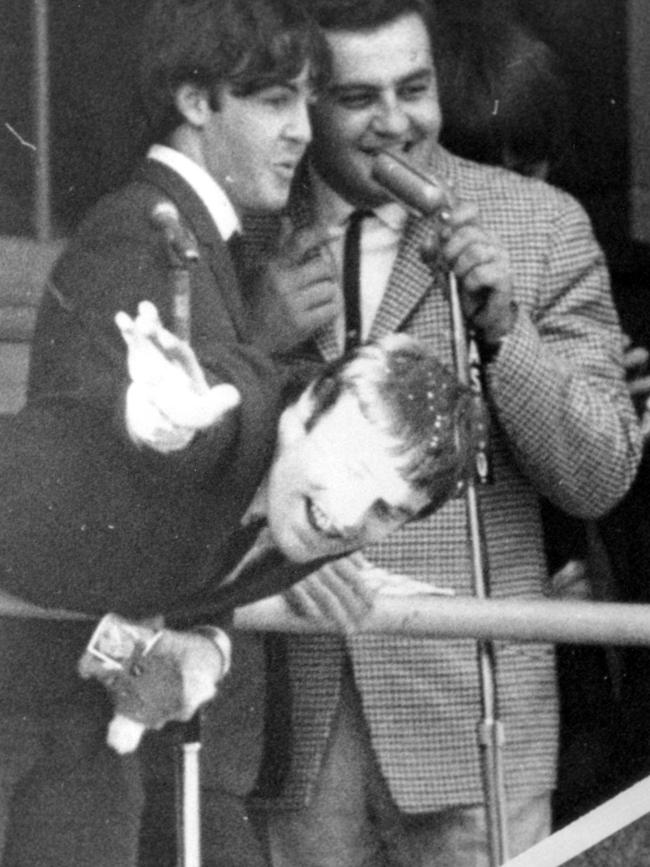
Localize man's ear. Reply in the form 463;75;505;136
173;83;213;127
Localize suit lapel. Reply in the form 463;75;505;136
368;146;460;341
368;213;446;340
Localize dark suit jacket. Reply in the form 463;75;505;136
0;160;321;749
5;159;283;615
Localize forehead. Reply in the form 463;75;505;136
324;13;434;85
307;393;428;513
225;61;314;97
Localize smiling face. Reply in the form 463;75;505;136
309;12;441;208
266;391;430;563
189;64;314;214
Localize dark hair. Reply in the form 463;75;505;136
139;0;329;142
304;334;477;517
302;0;433;35
436;16;571;175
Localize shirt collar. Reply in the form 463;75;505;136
308;163;409;234
147;144;241;241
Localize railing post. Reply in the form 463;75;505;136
32;0;51;242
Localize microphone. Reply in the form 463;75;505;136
150;201;199;267
371;150;454;217
150;201;199;341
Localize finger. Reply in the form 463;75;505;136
628;374;650;397
149;382;240;429
115;310;136;338
136;300;162;326
293;279;339;311
280;256;335;286
458;258;510;297
439;200;480;234
152;333;207;385
442;226;498;267
127;314;208;388
120;323;174;386
283;582;326;620
346;551;373;570
202;384;241;426
624;346;649;371
282;223;344;264
320;561;377;606
296;576;352;628
314;565;376;626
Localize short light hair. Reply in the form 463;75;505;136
139;0;329;142
304;334;477;517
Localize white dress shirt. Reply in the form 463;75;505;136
148;144;241;241
309;167;409;350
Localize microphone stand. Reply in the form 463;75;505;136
447;269;509;866
152;201;202;867
371;148;510;864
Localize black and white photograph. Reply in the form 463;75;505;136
1;1;650;865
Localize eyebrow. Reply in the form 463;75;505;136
328;67;434;97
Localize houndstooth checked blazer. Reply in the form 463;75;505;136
248;146;641;813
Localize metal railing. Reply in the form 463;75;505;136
235;592;650;647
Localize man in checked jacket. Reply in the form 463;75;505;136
247;0;642;864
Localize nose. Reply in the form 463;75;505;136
370;93;410;137
284;98;312;146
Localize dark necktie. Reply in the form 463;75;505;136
342;210;370;351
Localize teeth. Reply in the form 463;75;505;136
308;500;339;536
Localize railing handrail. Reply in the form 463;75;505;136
234;593;650;647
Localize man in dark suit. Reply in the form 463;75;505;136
0;314;474;867
0;1;338;864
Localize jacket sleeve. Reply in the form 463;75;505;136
485;194;642;518
27;189;285;482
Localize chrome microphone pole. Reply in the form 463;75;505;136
448;269;509;867
371;150;509;864
151;200;202;867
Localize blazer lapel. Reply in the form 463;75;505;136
367;213;447;340
368;146;460;341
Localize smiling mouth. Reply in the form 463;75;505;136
306;498;343;539
364;141;416;158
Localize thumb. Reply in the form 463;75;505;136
202;384;241;426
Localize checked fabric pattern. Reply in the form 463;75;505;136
246;147;641;813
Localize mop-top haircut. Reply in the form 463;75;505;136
304;334;477;516
139;0;329;142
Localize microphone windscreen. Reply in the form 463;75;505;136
372;151;451;216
